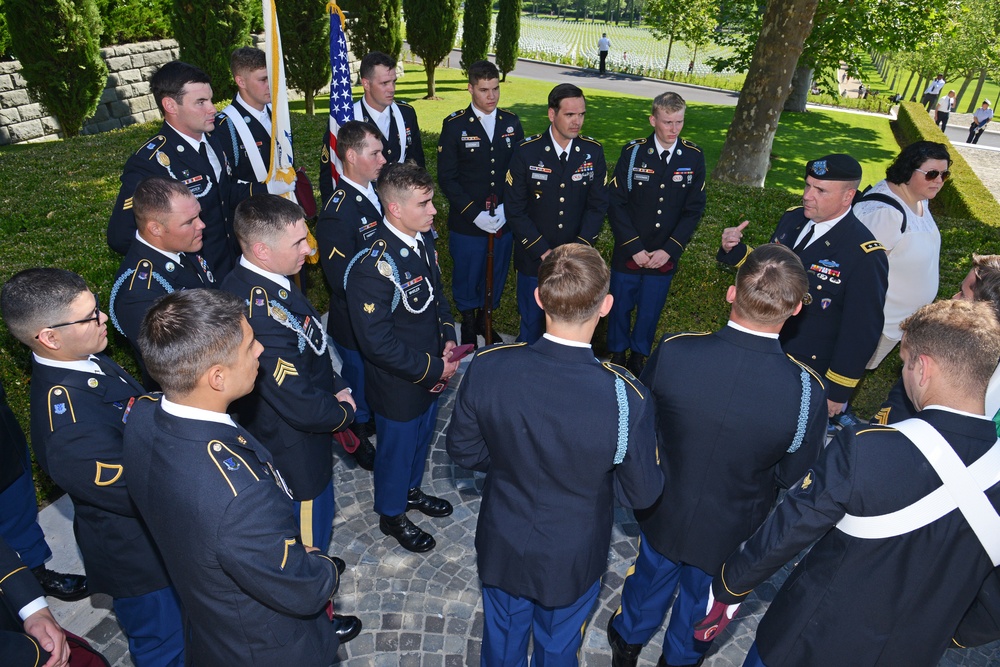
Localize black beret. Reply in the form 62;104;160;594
805;154;862;181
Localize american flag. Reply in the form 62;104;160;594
327;4;353;187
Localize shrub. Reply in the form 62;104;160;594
344;0;402;62
96;0;173;45
895;101;1000;224
460;0;491;75
6;0;108;137
172;0;252;101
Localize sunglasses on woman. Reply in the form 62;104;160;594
914;168;951;181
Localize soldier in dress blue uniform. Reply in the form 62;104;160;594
108;61;256;280
504;83;608;343
0;376;88;605
221;195;356;554
215;47;273;186
0;535;70;667
447;245;663;665
344;162;458;553
438;60;525;347
606;245;827;667
124;289;360;666
316;121;386;471
320;52;424;204
718;154;889;420
109;178;216;389
607;92;707;377
701;299;1000;667
1;268;183;666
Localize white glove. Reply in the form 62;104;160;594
493;203;506;228
473;210;495;233
266;177;297;196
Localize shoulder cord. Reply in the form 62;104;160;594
787;367;811;453
613;375;629;464
108;268;174;336
266;299;328;356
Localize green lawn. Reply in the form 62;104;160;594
1;64;994;498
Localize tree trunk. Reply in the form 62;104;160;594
783;64;812;112
425;63;437;98
712;0;820;187
889;67;897;90
912;75;926;103
664;33;674;74
966;68;988;113
305;89;315;116
900;70;915;101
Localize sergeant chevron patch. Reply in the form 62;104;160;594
273;359;299;386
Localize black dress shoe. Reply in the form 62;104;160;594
347;424;376;471
330;614;362;643
31;566;89;602
626;352;647;377
331;556;346;576
609;352;627;367
406;488;453;517
656;655;705;667
460;310;478;349
379;513;436;552
607;613;643;667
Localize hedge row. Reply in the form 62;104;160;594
895;100;1000;224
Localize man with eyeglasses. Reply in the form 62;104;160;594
719;154;889;425
0;269;184;666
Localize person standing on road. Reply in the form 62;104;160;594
935;90;956;132
968;100;993;144
921;73;945;110
598;33;611;76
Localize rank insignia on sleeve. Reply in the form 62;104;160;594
94;462;124;486
363;303;376;314
273;359;298;386
862;240;886;253
800;471;813;490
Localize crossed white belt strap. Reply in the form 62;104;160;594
222;105;269;183
836;418;1000;566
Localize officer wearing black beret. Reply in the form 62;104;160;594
719;153;888;418
504;83;608;343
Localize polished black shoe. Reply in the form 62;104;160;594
609;352;627;367
607;614;643;667
460;309;479;349
626;352;647;377
656;655;705;667
32;566;89;602
331;556;346;577
475;307;501;344
330;614;363;643
406;488;453;517
347;424;376;471
379;513;436;552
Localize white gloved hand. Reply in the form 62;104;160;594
266;177;297;196
487;216;505;234
473;210;495;233
493;203;506;228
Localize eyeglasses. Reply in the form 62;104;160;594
35;295;101;339
914;168;951;182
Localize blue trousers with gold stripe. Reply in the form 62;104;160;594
112;585;185;667
373;402;439;516
612;535;712;666
481;579;600;667
449;231;513;312
293;479;334;552
607;271;675;357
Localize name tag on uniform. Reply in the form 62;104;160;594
464;141;480;148
634;174;650;182
402;275;425;295
532;173;548;181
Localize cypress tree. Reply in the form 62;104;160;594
278;0;331;115
345;0;402;62
460;0;491;75
494;0;521;81
5;0;108;137
172;0;252;101
404;0;460;98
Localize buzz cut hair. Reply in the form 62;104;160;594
336;120;381;161
468;60;500;86
360;51;396;81
537;244;610;324
1;268;90;345
900;299;1000;397
230;46;267;79
139;289;248;396
132;177;196;232
733;244;809;326
233;194;305;252
377;161;434;209
652;91;686;115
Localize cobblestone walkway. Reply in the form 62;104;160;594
42;360;1000;666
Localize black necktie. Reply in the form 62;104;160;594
387;109;400;161
416;238;432;270
178;253;205;284
793;224;815;253
559;151;568;168
661;150;670;165
198;142;217;184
